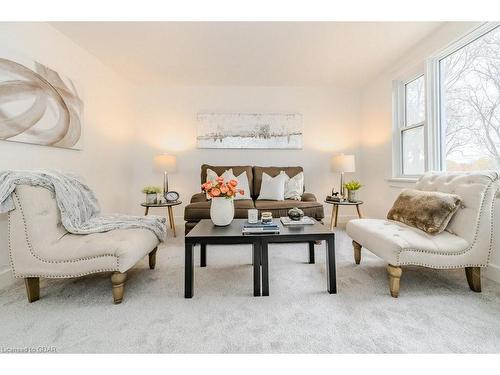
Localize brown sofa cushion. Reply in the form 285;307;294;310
253;166;303;198
184;199;255;221
201;164;254;196
387;189;462;234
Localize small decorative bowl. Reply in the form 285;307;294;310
288;207;304;221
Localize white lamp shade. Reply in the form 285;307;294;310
331;154;355;173
154;154;177;173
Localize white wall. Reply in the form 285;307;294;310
359;21;500;282
0;23;138;288
130;86;362;221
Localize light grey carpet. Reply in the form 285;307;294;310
0;227;499;353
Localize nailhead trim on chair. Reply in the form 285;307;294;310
395;179;497;268
8;191;120;278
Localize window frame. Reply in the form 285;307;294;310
392;73;427;178
426;21;500;173
392;21;500;180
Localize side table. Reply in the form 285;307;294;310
141;201;182;237
324;200;363;230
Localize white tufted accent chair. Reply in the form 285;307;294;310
346;171;499;298
8;185;160;304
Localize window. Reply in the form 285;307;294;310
393;75;426;177
393;22;500;179
438;25;500;171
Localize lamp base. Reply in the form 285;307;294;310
162;172;169;202
339;171;345;199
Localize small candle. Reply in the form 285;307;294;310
261;212;273;224
248;209;258;223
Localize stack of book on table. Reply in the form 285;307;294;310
326;195;341;202
242;222;280;234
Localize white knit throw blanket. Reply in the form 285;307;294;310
0;170;166;242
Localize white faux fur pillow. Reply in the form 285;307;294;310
257;172;288;200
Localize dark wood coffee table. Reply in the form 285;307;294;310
184;219;336;298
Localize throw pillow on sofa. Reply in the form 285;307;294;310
257;172;288;200
387;189;463;234
225;169;251;200
282;171;304;200
206;168;251;200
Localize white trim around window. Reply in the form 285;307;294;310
426;21;500;173
392;73;426;179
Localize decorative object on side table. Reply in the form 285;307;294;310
326;192;341;202
165;190;180;202
153;153;177;199
343;180;362;202
142;186;161;204
331;153;355;199
201;176;245;226
288;207;304;221
142;200;182;237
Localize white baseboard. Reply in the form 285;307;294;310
0;267;14;290
484;263;500;283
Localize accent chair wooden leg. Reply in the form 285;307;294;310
24;277;40;303
111;272;127;304
465;267;481;292
352;241;362;265
149;247;158;270
387;265;402;298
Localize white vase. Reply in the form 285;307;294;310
210;197;235;226
347;190;357;202
146;193;157;204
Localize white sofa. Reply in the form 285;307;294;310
346;171;499;297
8;185;160;304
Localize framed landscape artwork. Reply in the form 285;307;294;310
196;112;303;149
0;54;83;150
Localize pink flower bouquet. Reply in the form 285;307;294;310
201;177;244;199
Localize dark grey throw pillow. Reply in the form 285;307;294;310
387;189;462;235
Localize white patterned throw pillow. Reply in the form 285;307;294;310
257;172;288;201
225;169;251;200
283;171;304;200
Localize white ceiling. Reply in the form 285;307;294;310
51;22;444;88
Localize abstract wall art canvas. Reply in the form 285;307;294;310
196;112;303;149
0;56;83;150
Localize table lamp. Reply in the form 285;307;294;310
154;153;177;195
331;153;355;199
